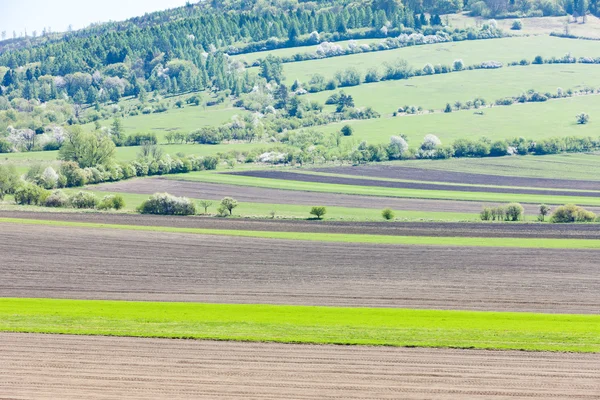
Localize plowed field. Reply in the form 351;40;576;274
1;333;598;400
2;220;599;313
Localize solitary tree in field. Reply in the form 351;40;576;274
576;112;589;124
538;204;550;221
199;200;213;214
341;125;353;136
220;197;238;216
310;206;327;220
382;208;395;220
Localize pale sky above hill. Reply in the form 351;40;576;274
0;0;191;38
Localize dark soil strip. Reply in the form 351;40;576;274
2;223;599;313
227;170;600;197
4;211;600;239
312;165;600;191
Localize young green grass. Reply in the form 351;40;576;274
2;218;600;249
1;298;599;352
313;94;600;150
305;63;600;114
276;35;600;84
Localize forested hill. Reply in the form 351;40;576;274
0;0;593;109
0;0;462;102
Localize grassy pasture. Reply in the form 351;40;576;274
1;298;599;352
174;171;600;206
82;103;245;143
313;93;600;147
231;38;382;64
447;13;600;38
2;217;600;247
306;63;600;113
273;35;600;84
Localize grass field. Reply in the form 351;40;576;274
1;298;598;352
231;38;383;64
448;13;600;38
271;35;600;84
3;218;599;248
306;63;600;114
174;171;600;206
313;93;600;146
82;103;246;143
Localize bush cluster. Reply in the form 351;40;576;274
137;193;196;216
480;203;524;221
550;204;596;223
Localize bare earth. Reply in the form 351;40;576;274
94;178;593;213
1;333;599;400
313;165;600;190
2;222;599;313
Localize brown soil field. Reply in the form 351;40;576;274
94;177;583;214
1;333;599;400
229;170;600;197
313;165;600;190
4;210;600;239
2;222;599;313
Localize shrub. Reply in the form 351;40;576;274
505;203;524;221
0;139;11;153
219;197;239;216
511;20;522;30
98;194;125;210
44;191;69;208
381;208;395;220
0;165;20;200
310;206;327;219
341;125;353;136
453;59;464;71
60;162;87;187
489;141;509;157
480;207;492;221
69;191;98;209
551;204;596;223
14;183;49;205
576;112;589;125
137;193;196;215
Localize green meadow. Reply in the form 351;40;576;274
1;298;598;352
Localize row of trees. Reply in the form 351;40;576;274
481;203;598;223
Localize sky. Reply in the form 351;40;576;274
0;0;191;38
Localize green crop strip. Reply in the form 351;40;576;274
2;217;600;249
1;299;599;352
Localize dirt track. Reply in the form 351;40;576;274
313;165;600;190
2;222;599;313
1;333;599;400
94;178;589;214
229;170;600;197
4;210;600;239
